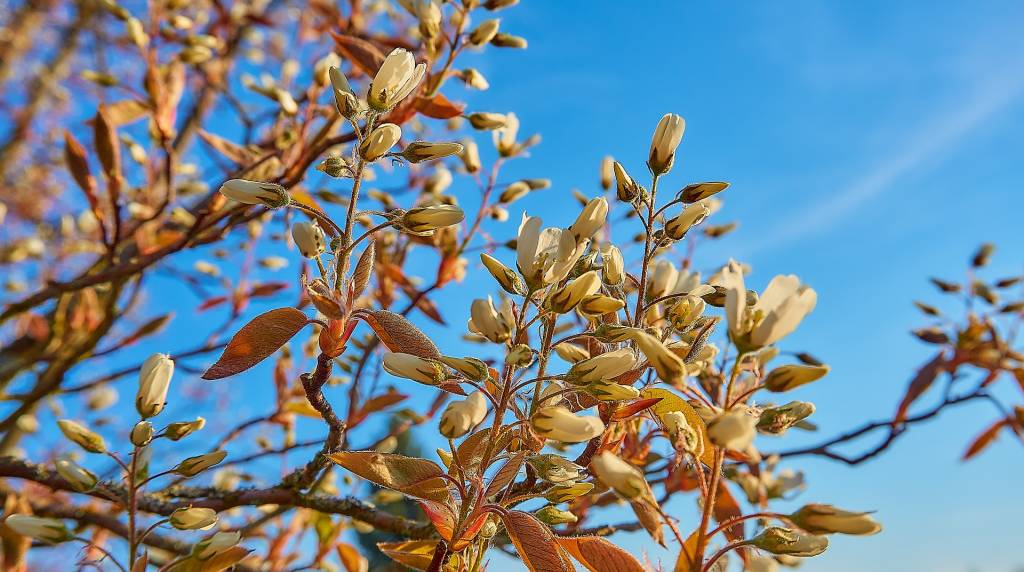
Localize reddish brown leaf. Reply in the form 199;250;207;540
674;531;700;572
93;106;121;180
713;483;744;542
894;352;947;424
330;32;385;77
501;511;570;572
248;282;290;298
197;296;229;312
418;500;456;542
611;397;663;421
962;419;1008;460
377;540;438;571
557;536;645;572
336;542;367;572
64;131;97;197
415;93;465;119
485;453;525;498
103;99;149;126
199;129;255;165
326;451;451;502
202;308;309;380
357;309;442;359
351;389;408;424
117;313;173;347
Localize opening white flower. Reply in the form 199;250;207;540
367;48;425;111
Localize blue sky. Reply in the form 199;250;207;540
11;1;1024;570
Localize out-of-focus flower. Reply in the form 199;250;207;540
492;112;519;156
467;112;508;130
723;262;817;349
367;48;425;111
764;364;830;392
532;406;604;443
468;18;500;45
195;531;242;559
55;457;97;492
707;408;757;451
757;401;815;434
57;419;106;453
3;515;71;544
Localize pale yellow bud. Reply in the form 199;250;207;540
467;112;507;130
126;17;149;48
382;353;448;385
439;391;487;438
491;32;527;48
648;113;685;175
131;421;154;447
423;166;453;194
291;222;326;258
647;260;678;300
507;344;535;368
664;202;710;240
468;18;500;46
554;343;590;363
499;180;530;203
360;123;402;161
468;297;513;343
544;482;594;503
195;531;242;559
460;138;481;172
492;112;519;156
568;348;635;384
480;253;526;295
86;385;118;411
55;457;98;492
578;294;624;317
173;450;227;477
707;408;757;451
547;271;601;314
583;379;640;401
568;197;608;243
401;141;465;163
600;244;624;286
57;419;106;453
170;507;218;530
416;0;442;39
599;156;614;190
789;504;882;536
764;364;829;392
368;48;426;111
402;204;464;233
663;411;703;457
219;179;289;208
590;452;647;499
329;66;360;118
535;506;577;525
461;68;489;90
136;353;174;418
630;330;685;385
532;406;605;443
757;401;815;434
752;527;828;557
668;295;705;331
3;515;71;544
166;417;206;441
612;161;639;202
440;356;490;381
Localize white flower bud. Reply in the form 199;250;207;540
499;180;530;203
535;506;577;525
600;244;624;286
554;343;590;363
664;202;710;240
648;113;685;175
291;222;326;258
461;68;489;90
789;504;882;536
400;141;464;163
647;260;678;300
136;353;174;418
468;297;513;344
707;408;757;451
577;294;624;317
612;161;639;202
546;271;601;314
590;452;647;499
196;531;242;559
583;379;640;402
468;18;500;46
368;48;425;111
402;204;465;233
55;457;98;492
480;253;526;295
173;450;227;477
629;330;685;385
57;419;106;453
568;348;635;384
467;112;508;130
3;515;71;544
764;364;830;392
131;421;154;447
359;123;402;161
599;156;614;190
219;179;290;208
170;507;218;530
460;138;481;172
382;352;448;385
439;391;488;438
568;197;608;243
440;356;490;381
531;406;604;443
527;454;584;484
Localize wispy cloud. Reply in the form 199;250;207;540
742;69;1024;257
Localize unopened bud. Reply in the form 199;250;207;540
648;113;685;175
3;515;71;544
751;527;828;557
219;179;290;208
757;402;815;435
170;507;218;530
166;417;206;441
173;450;227;477
535;506;577;525
131;421;154;447
764;364;830;392
55;457;98;492
360;123;402;161
57;419;106;453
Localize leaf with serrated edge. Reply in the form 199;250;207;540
359;309;442;360
202;308;309;380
